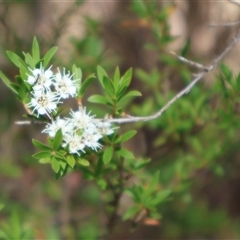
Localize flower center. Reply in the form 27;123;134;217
37;95;48;107
36;74;47;86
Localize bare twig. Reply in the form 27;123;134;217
170;51;207;71
16;27;240;127
103;27;240;124
15;1;240;127
15;120;46;125
210;20;240;28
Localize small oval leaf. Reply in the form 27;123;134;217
32;151;52;159
32;37;40;64
117;148;134;159
88;95;109;105
103;146;113;164
51;157;60;173
39;158;51;164
122;206;139;221
32;139;52;151
115;130;137;143
53;129;63;150
66;155;76;168
77;158;90;166
43;46;58;68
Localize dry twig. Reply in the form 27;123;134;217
104;27;240;124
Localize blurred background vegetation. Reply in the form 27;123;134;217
1;0;240;239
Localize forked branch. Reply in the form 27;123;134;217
105;26;240;124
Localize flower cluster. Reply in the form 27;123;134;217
42;107;115;155
26;64;78;118
26;64;115;155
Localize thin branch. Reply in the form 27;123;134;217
210;20;240;28
103;27;240;124
16;27;240;126
170;51;207;71
15;120;46;125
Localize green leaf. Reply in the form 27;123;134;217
119;68;132;89
66;155;76;168
51;157;60;173
53;129;63;150
6;51;28;71
32;37;40;64
134;158;151;169
19;64;29;82
88;95;109;105
123;206;139;221
123;90;142;98
6;51;21;67
116;86;127;99
43;46;57;68
117;148;134;159
39;158;51;164
102;75;114;96
118;90;142;105
0;71;18;95
0;204;4;211
72;65;82;96
220;63;232;81
97;178;107;190
10;212;21;238
77;158;90;166
72;64;82;81
79;73;95;97
23;52;35;69
113;67;120;92
131;0;147;18
145;171;160;196
115;130;137;143
155;189;171;203
59;160;67;169
32;151;52;159
103;146;113;164
97;65;108;86
180;39;191;57
55;152;66;161
32;139;52;151
135;69;149;83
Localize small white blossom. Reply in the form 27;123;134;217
42;117;70;137
27;64;53;91
94;120;115;136
83;127;102;151
69;107;95;130
62;133;86;155
53;68;78;99
27;90;60;117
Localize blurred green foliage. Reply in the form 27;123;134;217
1;0;240;239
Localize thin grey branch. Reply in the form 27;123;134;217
170;51;207;71
210;21;240;28
105;27;240;124
15;120;46;125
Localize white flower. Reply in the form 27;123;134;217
94;120;115;136
42;117;70;137
27;64;53;91
69;107;95;130
62;133;86;155
27;90;60;117
83;127;102;151
53;68;78;99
